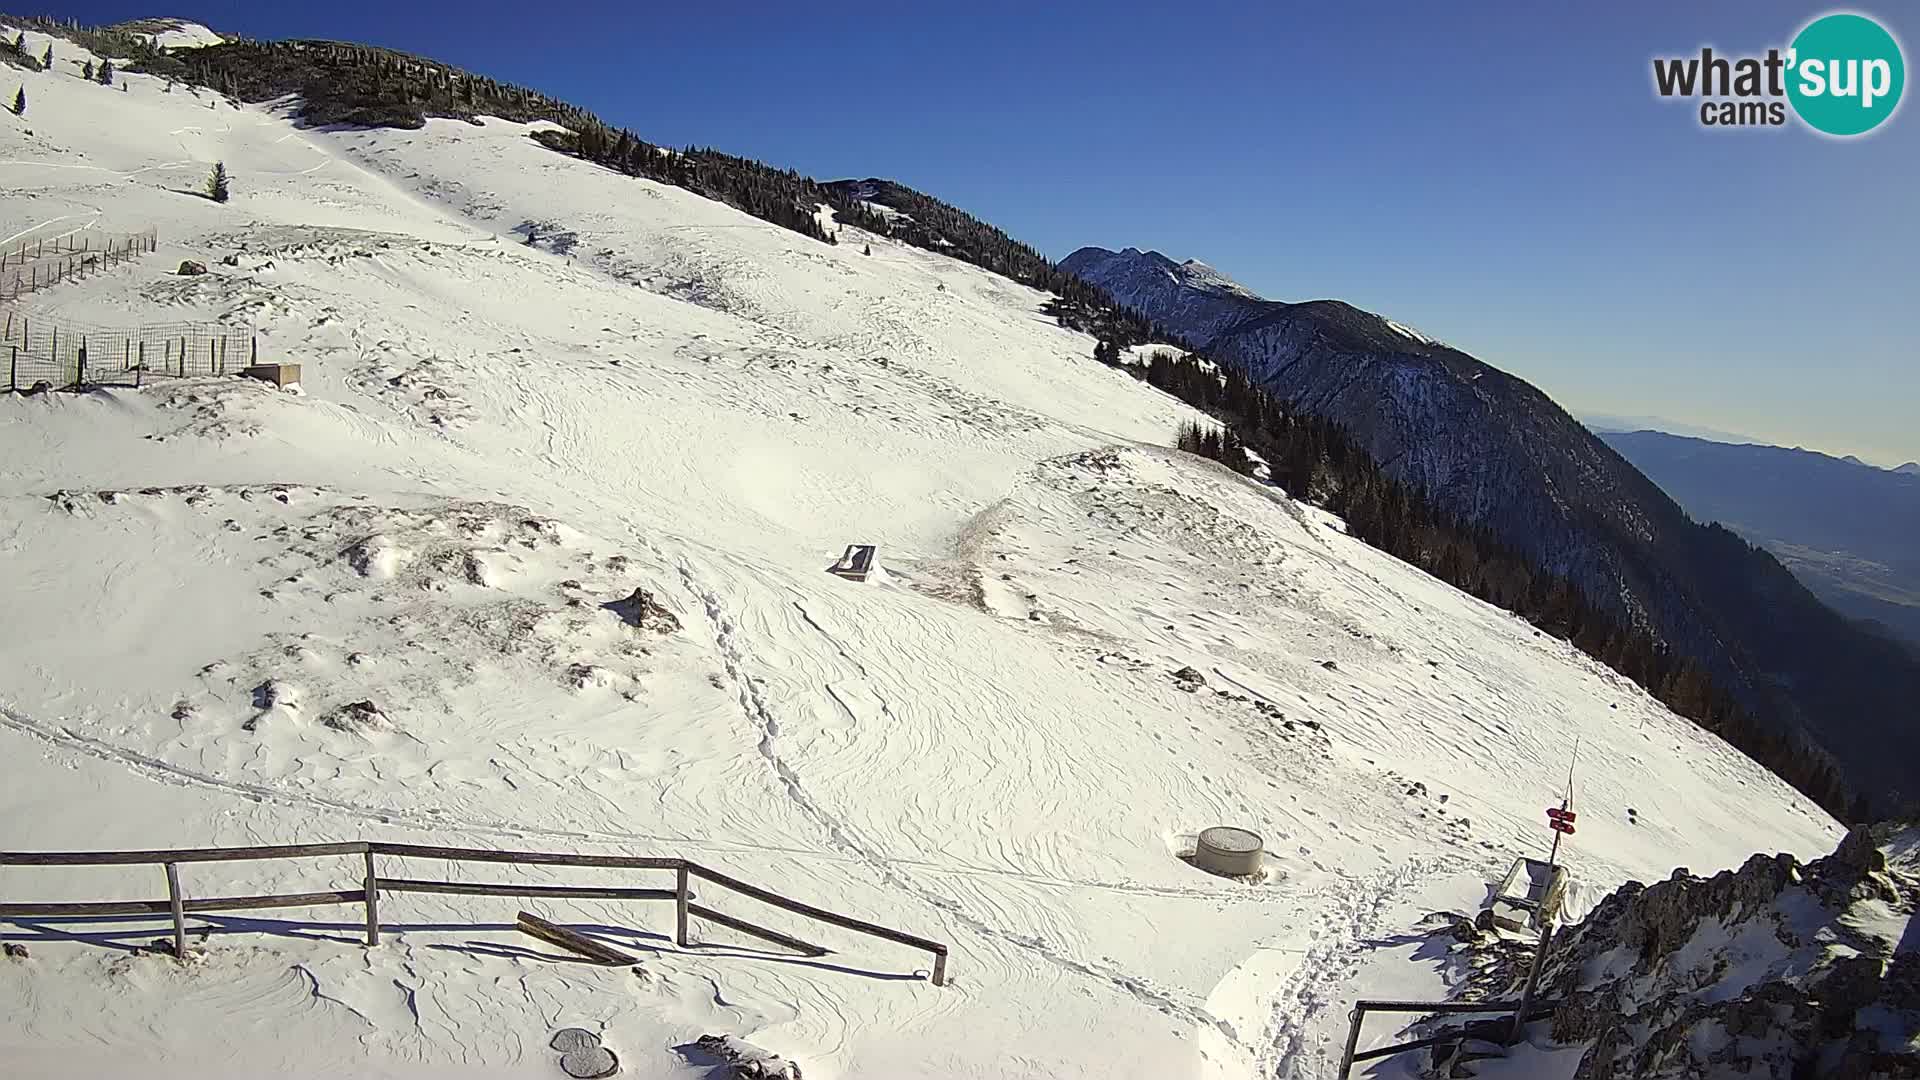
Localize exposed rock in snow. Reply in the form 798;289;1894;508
686;1034;803;1079
323;699;391;732
1531;823;1920;1079
604;587;681;633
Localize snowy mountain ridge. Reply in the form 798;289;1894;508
0;18;1849;1080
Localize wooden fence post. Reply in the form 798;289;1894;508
165;862;187;962
250;336;258;365
136;341;144;388
931;947;948;987
675;865;690;946
8;346;15;393
363;850;379;946
1509;920;1554;1046
75;341;86;390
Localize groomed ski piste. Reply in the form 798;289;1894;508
0;24;1842;1080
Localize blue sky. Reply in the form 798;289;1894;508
59;1;1920;464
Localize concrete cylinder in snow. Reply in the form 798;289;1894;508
1194;826;1264;877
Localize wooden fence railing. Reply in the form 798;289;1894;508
0;841;949;986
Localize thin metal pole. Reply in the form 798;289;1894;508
362;850;379;946
931;949;948;987
1337;1005;1366;1079
674;865;690;946
165;862;187;962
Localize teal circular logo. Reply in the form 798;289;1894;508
1788;13;1905;136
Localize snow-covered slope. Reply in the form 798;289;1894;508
0;25;1842;1080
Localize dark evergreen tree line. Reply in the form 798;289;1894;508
1148;346;1855;818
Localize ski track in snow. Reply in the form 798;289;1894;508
683;564;1253;1045
0;698;1258;904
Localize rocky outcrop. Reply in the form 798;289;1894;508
604;587;680;634
684;1035;801;1079
1532;823;1919;1079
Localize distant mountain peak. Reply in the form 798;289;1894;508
1060;245;1261;318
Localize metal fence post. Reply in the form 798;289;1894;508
165;862;187;962
1337;1005;1366;1079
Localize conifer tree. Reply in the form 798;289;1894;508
11;86;23;117
206;161;229;203
97;59;114;86
863;243;872;256
82;59;93;81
